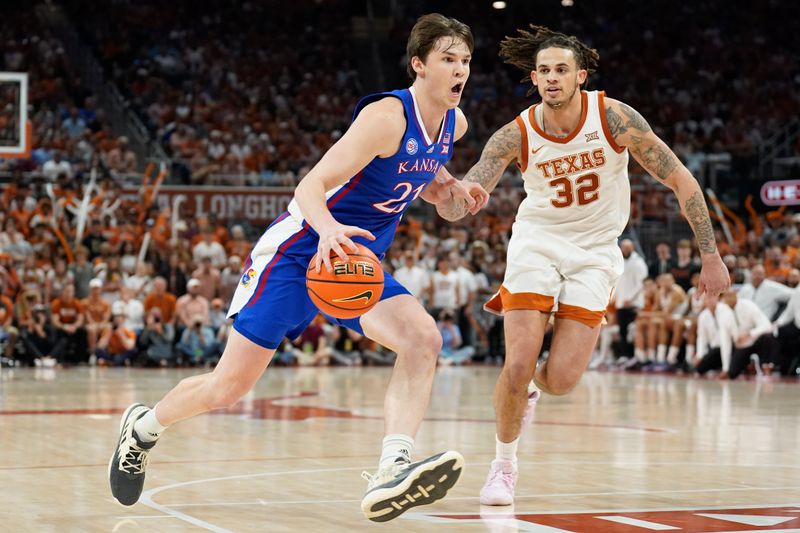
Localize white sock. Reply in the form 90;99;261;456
495;434;519;464
634;348;645;362
646;348;655;361
134;404;167;443
686;345;695;360
667;345;680;364
379;434;414;469
656;344;667;363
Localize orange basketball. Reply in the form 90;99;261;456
306;243;384;319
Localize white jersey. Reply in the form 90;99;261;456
515;90;630;248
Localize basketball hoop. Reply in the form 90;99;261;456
0;72;30;159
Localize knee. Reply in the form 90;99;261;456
501;360;535;395
538;374;577;396
548;380;577;396
202;375;250;410
398;316;442;360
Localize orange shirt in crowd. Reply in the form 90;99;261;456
0;295;14;327
51;297;84;325
83;297;111;323
144;292;177;323
225;239;250;260
108;328;136;354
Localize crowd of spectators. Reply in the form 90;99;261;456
52;0;799;186
0;11;137;180
1;162;799;380
1;2;799;380
3;1;799;188
67;0;362;185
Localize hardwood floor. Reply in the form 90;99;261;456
1;366;798;532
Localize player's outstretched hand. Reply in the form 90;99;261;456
450;180;490;215
315;223;376;273
695;252;730;297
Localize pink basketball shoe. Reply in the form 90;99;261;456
479;459;518;505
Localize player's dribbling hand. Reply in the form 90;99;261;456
315;223;376;273
695;252;730;297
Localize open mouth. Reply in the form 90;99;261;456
546;87;560;96
451;83;463;96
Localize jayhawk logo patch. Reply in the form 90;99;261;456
240;268;258;288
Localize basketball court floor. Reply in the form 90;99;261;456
2;365;799;532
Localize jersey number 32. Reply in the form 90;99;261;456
549;172;599;208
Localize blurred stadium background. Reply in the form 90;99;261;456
1;0;799;376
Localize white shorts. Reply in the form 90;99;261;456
485;221;623;327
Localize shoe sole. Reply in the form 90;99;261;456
479;494;514;506
108;402;147;506
361;451;464;523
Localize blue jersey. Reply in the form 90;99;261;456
228;87;458;349
287;86;456;256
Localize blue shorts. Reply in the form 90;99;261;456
227;213;410;349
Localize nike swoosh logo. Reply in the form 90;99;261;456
531;145;544;154
332;290;373;304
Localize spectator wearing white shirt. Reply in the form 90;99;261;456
614;239;648;360
42;151;72;182
774;285;800;375
695;293;734;377
738;264;793;320
451;251;477;347
393;252;429;304
124;262;152;299
428;254;460;317
695;291;776;379
725;291;778;373
192;229;227;268
113;286;145;333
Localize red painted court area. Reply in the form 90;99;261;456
433;506;800;532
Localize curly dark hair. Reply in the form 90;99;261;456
500;24;599;95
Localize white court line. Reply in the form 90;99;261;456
598;515;680;530
139;466;365;532
139;462;800;531
710;530;800;533
160;486;800;509
114;515;180;520
410;503;800;519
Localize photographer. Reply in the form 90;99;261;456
138;307;175;367
96;311;138;366
176;314;219;366
51;284;87;364
20;304;58;367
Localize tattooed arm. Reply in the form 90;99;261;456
605;97;730;296
436;120;521;221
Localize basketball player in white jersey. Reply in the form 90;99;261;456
436;25;730;504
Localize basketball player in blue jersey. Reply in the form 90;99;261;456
108;14;488;523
